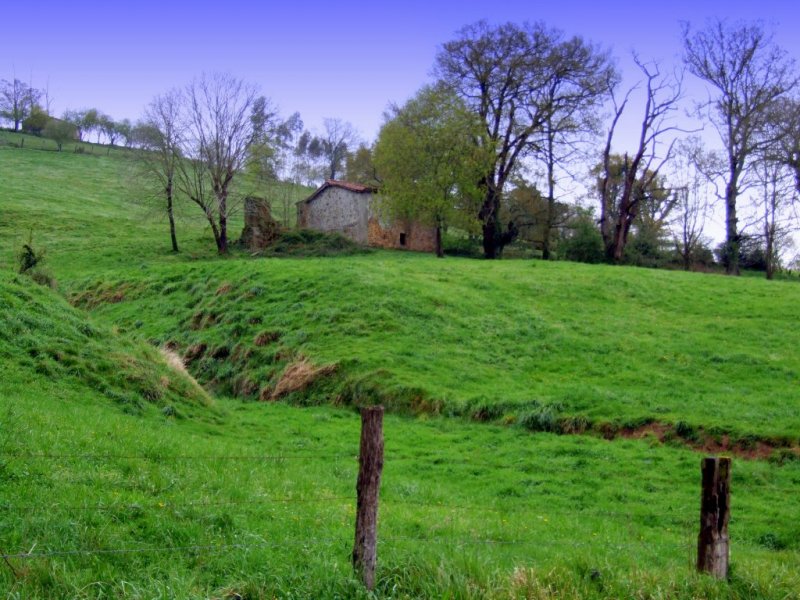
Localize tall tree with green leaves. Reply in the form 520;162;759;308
435;21;614;259
0;78;41;130
374;85;490;258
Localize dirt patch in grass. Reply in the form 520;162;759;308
254;330;281;346
269;358;338;400
183;343;207;364
616;421;797;461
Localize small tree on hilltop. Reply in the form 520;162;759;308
43;118;78;151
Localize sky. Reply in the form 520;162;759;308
3;0;798;142
3;0;799;245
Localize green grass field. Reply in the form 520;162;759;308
1;137;799;598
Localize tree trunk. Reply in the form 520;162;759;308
724;167;740;276
542;137;556;261
218;192;228;255
435;225;443;258
480;188;499;259
765;222;775;281
203;209;222;253
167;179;179;253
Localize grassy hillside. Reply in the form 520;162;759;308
1;139;800;598
0;138;311;279
0;273;212;418
1;277;799;598
67;255;800;447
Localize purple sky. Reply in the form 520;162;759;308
3;0;798;144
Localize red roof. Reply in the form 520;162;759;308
301;179;377;204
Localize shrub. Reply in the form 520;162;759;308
17;233;45;274
561;211;604;264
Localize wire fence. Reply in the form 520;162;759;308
0;454;698;562
0;408;792;590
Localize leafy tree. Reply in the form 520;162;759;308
115;118;133;147
374;85;490;257
0;78;41;130
292;130;324;186
98;113;121;146
42;118;78;151
435;21;613;259
22;105;49;135
502;181;568;256
561;208;605;264
682;19;799;275
345;144;381;187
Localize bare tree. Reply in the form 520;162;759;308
138;90;185;253
770;97;800;195
669;140;712;270
598;57;685;262
183;73;259;254
43;78;54;115
318;118;359;180
532;35;614;260
754;159;796;279
682;19;799;275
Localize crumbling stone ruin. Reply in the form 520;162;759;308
239;197;281;251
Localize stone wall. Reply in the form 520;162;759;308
297;187;370;244
367;217;437;252
298;185;437;253
239;197;281;250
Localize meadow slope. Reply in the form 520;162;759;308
1;276;799;598
1;138;799;598
68;255;800;446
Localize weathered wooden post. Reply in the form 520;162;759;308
697;457;731;579
352;406;384;591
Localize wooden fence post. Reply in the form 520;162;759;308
697;457;731;579
352;406;384;591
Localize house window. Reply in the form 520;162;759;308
399;233;407;246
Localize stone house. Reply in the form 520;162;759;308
296;180;437;252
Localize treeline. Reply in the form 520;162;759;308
4;18;799;277
366;19;800;277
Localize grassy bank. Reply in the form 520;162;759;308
1;133;799;598
66;254;800;447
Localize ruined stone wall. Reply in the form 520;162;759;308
298;186;437;253
240;197;280;251
299;187;370;244
367;217;437;252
